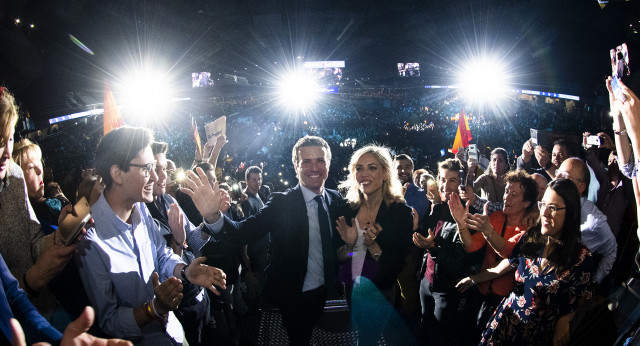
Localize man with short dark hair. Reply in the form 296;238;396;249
395;154;429;224
413;158;482;345
557;157;617;284
519;138;579;181
205;135;346;345
241;166;270;293
75;126;226;345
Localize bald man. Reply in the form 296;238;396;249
556;158;617;284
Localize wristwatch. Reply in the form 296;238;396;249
180;264;190;282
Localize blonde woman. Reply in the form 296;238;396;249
336;144;414;345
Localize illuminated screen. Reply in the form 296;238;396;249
192;72;214;88
398;63;420;77
303;61;344;87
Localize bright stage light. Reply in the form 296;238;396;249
457;58;511;103
117;68;175;121
276;70;320;112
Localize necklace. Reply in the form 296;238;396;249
358;203;379;225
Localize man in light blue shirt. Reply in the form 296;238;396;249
557;158;617;284
75;127;226;345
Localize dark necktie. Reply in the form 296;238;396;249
314;195;334;290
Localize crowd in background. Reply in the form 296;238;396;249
33;90;600;204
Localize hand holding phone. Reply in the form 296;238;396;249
610;43;631;102
586;135;601;147
58;197;91;246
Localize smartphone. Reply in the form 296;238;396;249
610;43;631;103
58;197;91;246
459;169;467;187
586;135;601;147
530;129;539;148
469;144;478;161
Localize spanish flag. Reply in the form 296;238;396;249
192;117;203;158
449;110;472;154
103;82;124;135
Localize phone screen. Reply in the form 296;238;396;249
58;197;91;246
611;43;631;102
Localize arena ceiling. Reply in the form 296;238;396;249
0;0;637;121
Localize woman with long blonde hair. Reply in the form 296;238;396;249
336;144;415;345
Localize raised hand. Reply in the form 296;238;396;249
426;184;441;204
458;185;476;205
11;307;132;346
582;132;592;149
521;139;533;162
151;272;183;316
362;222;382;247
447;192;467;226
598;132;615;150
61;307;132;346
180;167;223;223
167;203;186;245
466;202;494;236
534;145;550;168
336;216;358;247
412;228;435;249
412;207;419;231
615;80;640;140
184;257;227;295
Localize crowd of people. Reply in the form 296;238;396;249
1;75;639;346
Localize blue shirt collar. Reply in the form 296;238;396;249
93;192;142;235
299;184;328;204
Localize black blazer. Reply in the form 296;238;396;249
340;201;414;291
212;184;347;304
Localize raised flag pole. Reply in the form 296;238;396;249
449;109;473;154
192;116;203;159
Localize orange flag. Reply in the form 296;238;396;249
192;117;203;158
103;82;124;135
449;110;472;154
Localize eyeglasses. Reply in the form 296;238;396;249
538;201;567;216
128;162;156;177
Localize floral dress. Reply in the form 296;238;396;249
480;238;595;345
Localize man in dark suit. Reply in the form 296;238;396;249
240;166;269;294
186;136;345;345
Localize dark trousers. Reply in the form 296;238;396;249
278;286;326;346
419;277;459;346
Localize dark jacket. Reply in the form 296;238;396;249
207;184;347;304
421;202;484;292
339;201;414;291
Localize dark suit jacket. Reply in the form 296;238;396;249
339;201;414;291
208;184;346;304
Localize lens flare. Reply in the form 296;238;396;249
69;34;95;55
